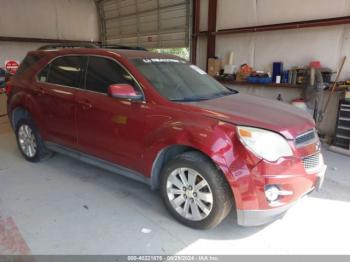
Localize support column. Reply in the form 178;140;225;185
206;0;217;70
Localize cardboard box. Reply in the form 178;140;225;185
208;58;221;76
0;93;7;115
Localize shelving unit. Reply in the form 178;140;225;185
333;100;350;150
215;78;302;89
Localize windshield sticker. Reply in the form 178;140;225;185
190;65;207;75
142;58;186;64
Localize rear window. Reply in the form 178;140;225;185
15;54;42;77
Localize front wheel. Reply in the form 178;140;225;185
15;118;51;162
160;151;233;229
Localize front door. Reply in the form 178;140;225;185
75;56;146;172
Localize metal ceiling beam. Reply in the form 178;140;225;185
198;16;350;36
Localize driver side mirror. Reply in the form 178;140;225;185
107;84;142;100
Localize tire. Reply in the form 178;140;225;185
15;118;52;162
160;151;233;229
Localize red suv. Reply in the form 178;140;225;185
7;45;326;229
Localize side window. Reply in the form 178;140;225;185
85;56;138;94
46;56;85;88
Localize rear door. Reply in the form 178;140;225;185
35;56;86;148
75;56;146;171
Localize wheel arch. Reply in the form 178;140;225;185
151;145;205;190
11;107;31;129
150;144;227;191
9;92;46;138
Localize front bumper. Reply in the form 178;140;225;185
237;200;296;226
237;164;327;226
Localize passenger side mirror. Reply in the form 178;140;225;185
107;84;142;100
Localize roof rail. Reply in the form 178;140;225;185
36;43;148;51
99;44;147;51
37;43;99;50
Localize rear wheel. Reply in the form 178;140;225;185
15;118;52;162
160;151;233;229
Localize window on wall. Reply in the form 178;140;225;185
45;56;85;88
85;56;137;94
98;0;190;49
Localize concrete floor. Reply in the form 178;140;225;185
0;116;350;255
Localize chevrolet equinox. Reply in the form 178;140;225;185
6;45;327;229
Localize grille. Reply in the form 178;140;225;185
303;153;320;171
296;129;317;146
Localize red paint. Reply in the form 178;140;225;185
7;48;324;220
5;83;12;96
0;210;31;255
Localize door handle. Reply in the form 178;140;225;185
33;87;45;96
78;100;92;110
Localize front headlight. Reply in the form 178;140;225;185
237;126;293;162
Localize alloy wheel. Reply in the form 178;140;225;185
18;124;37;158
166;167;214;221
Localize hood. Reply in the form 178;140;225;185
186;93;315;139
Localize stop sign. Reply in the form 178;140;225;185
5;60;20;74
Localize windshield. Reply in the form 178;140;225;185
132;58;236;102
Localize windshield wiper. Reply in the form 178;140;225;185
170;91;235;102
170;97;206;102
225;86;239;93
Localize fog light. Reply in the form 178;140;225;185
265;185;280;202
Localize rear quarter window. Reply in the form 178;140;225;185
15;54;42;77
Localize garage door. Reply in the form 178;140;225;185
97;0;190;48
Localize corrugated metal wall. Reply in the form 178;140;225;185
97;0;190;48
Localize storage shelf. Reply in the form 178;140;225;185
215;78;302;89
